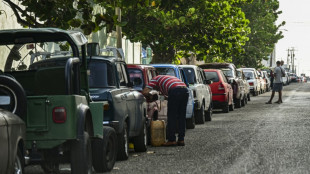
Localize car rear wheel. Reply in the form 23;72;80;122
235;97;241;108
186;113;195;129
195;104;205;124
223;100;230;113
133;119;148;152
205;102;212;121
92;126;117;172
14;148;24;174
247;93;251;101
117;122;129;161
241;96;246;107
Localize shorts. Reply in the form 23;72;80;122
272;83;283;92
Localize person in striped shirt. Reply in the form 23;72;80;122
142;75;189;146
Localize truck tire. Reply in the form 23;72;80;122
195;105;205;124
133;119;148;152
117;122;129;161
14;148;24;174
0;75;27;119
92;126;117;172
205;103;212;121
186;113;195;129
71;131;92;174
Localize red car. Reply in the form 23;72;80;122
204;69;234;113
127;64;165;122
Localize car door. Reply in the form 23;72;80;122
116;63;136;133
198;68;211;109
179;68;194;119
0;114;8;174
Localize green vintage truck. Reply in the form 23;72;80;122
0;28;117;173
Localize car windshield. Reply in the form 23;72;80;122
88;60;116;88
221;69;234;77
128;68;144;91
183;68;196;84
0;41;74;72
244;71;254;79
204;71;219;82
155;67;176;77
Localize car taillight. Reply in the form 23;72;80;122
218;83;225;90
52;107;67;123
249;82;254;86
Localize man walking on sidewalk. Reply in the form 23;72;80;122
266;61;284;104
142;75;189;146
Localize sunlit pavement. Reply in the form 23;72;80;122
25;82;310;174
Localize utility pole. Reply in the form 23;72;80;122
287;48;290;70
115;7;122;48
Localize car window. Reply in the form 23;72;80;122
244;71;254;79
204;71;219;82
128;68;144;91
183;68;196;84
221;69;234;77
156;67;176;77
88;61;116;88
220;71;228;83
147;69;153;83
117;63;127;86
237;70;242;78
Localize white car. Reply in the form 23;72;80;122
180;65;213;124
241;68;261;96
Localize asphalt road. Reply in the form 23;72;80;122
26;82;310;174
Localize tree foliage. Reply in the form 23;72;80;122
233;0;285;68
121;0;251;63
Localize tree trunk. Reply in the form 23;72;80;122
150;46;175;63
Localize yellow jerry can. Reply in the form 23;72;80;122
150;120;166;146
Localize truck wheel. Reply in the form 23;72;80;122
195;105;205;124
0;75;27;119
186;114;195;129
117;122;129;161
133;119;148;152
205;103;212;122
92;127;117;172
14;148;24;174
71;131;92;174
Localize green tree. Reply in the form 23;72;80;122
122;0;251;63
233;0;285;68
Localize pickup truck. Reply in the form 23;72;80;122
152;64;195;129
88;46;148;160
0;28;117;173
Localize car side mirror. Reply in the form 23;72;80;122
87;42;100;56
206;80;213;85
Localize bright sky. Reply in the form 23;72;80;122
276;0;310;75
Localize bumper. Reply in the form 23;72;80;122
212;100;227;109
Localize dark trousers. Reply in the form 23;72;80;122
167;87;189;141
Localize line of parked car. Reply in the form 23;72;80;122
0;28;292;174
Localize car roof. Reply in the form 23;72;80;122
127;64;155;70
0;28;87;46
179;65;197;68
151;64;179;68
203;69;221;72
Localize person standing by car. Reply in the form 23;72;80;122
142;75;189;146
266;61;283;104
